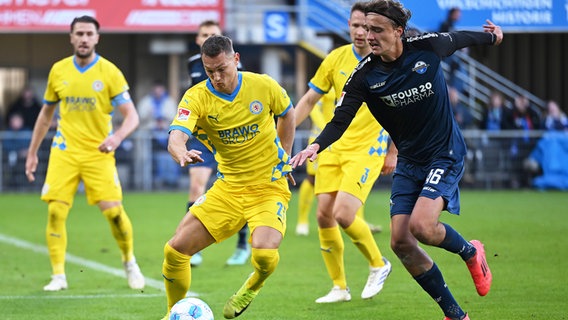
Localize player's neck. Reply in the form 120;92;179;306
380;42;403;63
74;53;96;67
354;45;371;58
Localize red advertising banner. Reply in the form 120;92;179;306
0;0;224;33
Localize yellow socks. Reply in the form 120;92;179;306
297;179;315;225
102;205;134;262
248;248;279;291
46;201;70;275
162;243;191;311
356;205;365;219
318;226;346;289
344;216;384;268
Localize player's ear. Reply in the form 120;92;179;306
234;52;240;66
395;26;404;38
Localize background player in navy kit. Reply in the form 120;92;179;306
291;1;503;319
186;20;250;266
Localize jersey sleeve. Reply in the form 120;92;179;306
108;64;130;99
308;53;336;94
312;65;367;151
267;76;293;117
169;89;200;137
43;63;60;104
408;31;495;58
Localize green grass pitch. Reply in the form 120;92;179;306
1;189;567;319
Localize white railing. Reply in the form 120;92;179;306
0;129;558;192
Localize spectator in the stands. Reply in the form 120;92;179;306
542;99;568;132
3;112;31;187
6;86;41;130
439;7;467;93
137;80;179;188
137;80;177;132
507;94;542;188
509;94;541;131
439;7;461;32
448;86;473;129
480;90;513;130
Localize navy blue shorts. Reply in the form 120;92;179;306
390;157;464;216
187;138;217;169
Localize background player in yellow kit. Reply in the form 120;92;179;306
25;15;144;292
295;88;384;236
162;35;295;319
295;90;334;236
293;2;397;303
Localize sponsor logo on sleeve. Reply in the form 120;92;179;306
177;108;191;121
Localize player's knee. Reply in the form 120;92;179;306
47;201;70;223
391;236;414;256
251;248;279;274
334;212;353;228
102;205;123;220
316;210;335;227
409;220;437;244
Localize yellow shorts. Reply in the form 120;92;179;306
306;135;318;176
41;148;123;206
190;178;291;243
306;156;318;176
315;150;384;203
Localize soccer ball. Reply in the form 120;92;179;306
169;297;214;320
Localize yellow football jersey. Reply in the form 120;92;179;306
44;54;130;152
309;88;335;134
310;44;389;156
170;71;293;185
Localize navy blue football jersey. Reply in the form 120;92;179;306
314;31;495;164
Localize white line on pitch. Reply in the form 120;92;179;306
0;232;199;297
0;293;164;300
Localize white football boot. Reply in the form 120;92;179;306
361;257;392;299
43;274;68;291
124;259;145;290
315;286;352;303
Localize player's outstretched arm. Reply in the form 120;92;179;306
483;19;503;45
277;107;296;156
382;142;398;175
295;88;323;127
100;101;139;153
168;129;203;167
290;143;320;168
25;103;56;182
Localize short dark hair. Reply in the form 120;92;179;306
70;15;100;32
351;1;367;15
364;0;412;30
201;35;234;58
199;20;220;29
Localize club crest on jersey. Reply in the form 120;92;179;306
92;80;104;92
249;100;263;114
412;61;429;74
177;108;191;121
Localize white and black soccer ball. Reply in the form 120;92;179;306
169;297;214;320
